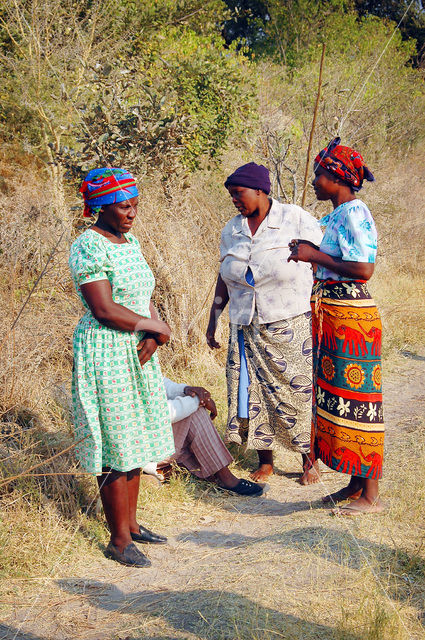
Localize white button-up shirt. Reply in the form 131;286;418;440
219;199;322;325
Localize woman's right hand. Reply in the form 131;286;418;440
287;239;320;264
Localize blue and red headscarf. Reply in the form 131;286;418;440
79;167;138;217
315;137;375;192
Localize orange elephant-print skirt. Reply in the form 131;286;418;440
311;280;384;479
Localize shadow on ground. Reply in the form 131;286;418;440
212;495;316;516
51;580;362;640
0;626;180;640
176;524;425;621
0;626;43;640
188;482;319;516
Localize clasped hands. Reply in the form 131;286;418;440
287;239;320;263
184;385;217;419
137;319;171;367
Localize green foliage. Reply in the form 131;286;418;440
0;0;424;192
55;27;256;181
153;28;256;170
222;0;269;48
0;0;255;182
252;9;425;203
262;0;352;66
222;0;425;66
120;0;228;35
222;0;352;66
354;0;425;66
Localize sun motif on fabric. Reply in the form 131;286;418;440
371;364;382;390
344;363;365;389
321;355;335;381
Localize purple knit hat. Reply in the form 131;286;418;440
224;162;271;194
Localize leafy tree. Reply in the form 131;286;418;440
55;30;256;186
0;0;255;193
222;0;269;48
222;0;425;65
354;0;425;65
222;0;352;65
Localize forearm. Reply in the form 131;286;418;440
92;302;159;332
314;251;374;280
207;274;229;328
80;280;169;336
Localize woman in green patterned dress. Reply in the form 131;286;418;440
69;168;175;568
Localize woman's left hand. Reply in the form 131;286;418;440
184;386;217;417
137;337;158;367
287;239;319;264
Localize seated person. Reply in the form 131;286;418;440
143;378;265;497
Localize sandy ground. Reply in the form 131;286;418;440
1;352;424;640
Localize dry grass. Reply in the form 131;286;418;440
0;133;425;639
2;423;424;639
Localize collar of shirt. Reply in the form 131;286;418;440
231;199;281;237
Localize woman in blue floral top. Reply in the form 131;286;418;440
288;138;385;516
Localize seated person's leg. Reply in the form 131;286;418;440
173;407;263;496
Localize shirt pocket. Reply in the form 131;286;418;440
253;243;290;279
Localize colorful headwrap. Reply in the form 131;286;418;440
79;167;138;217
224;162;271;194
314;137;375;192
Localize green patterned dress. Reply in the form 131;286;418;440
69;229;174;475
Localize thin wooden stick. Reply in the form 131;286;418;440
186;274;217;335
301;43;326;208
0;436;88;488
3;472;89;480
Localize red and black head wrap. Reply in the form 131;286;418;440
315;137;375;192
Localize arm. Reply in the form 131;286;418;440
163;377;187;399
164;377;217;420
80;280;171;334
287;240;374;280
167;394;200;423
206;273;229;349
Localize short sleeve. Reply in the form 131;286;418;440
69;233;112;287
219;223;231;262
338;203;377;263
298;207;323;246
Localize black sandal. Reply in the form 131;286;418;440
220;478;264;497
104;542;151;567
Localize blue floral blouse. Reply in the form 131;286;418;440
316;199;377;281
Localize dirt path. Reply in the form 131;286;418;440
2;353;425;640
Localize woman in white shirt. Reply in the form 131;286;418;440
206;162;322;484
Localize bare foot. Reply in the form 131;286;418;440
299;460;321;485
250;464;273;482
331;496;385;516
322;487;362;504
